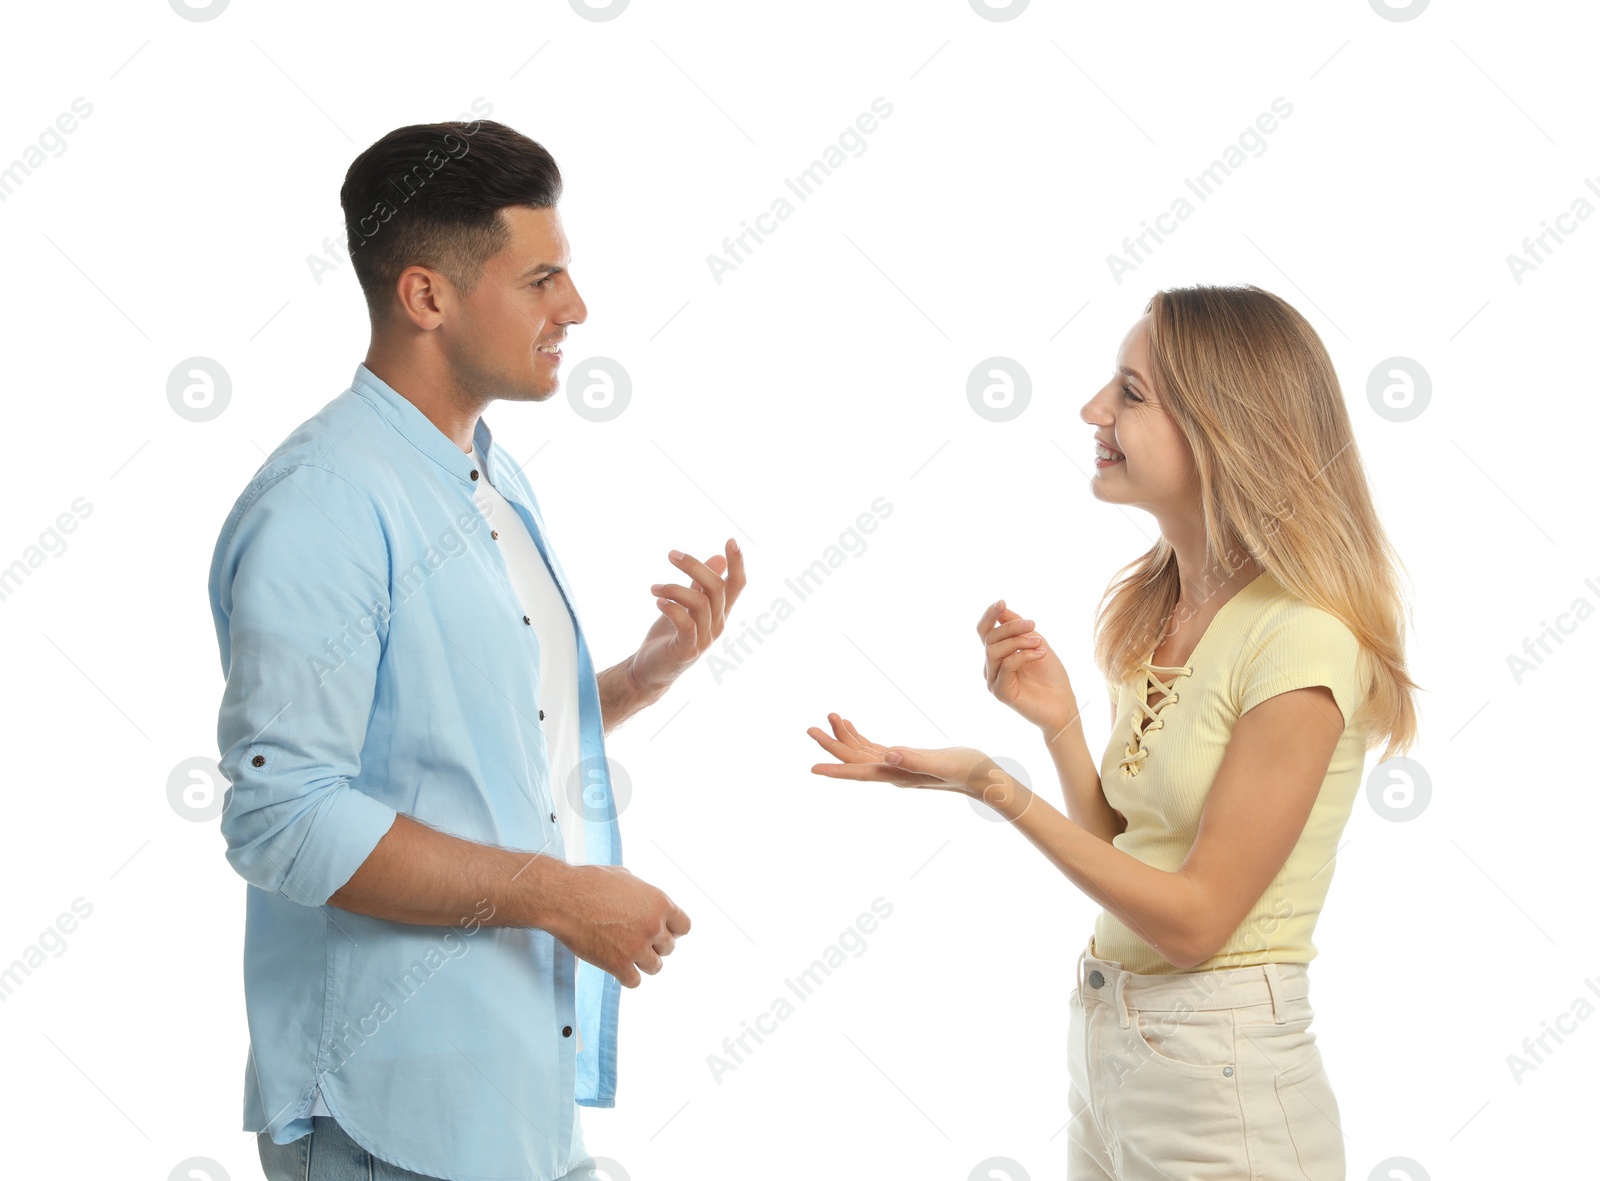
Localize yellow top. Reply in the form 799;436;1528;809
1093;569;1372;974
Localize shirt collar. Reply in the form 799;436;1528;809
351;362;497;488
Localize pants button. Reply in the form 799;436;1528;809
1088;970;1105;988
1223;1066;1234;1077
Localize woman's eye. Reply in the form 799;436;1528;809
1121;382;1141;403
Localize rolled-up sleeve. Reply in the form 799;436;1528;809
212;463;399;907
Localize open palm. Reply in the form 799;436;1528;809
806;712;992;796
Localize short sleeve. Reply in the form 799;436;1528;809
1235;603;1366;734
212;464;400;907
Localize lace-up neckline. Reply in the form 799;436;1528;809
1118;657;1192;777
1113;571;1275;779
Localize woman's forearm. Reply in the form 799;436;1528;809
1041;697;1126;845
980;776;1204;969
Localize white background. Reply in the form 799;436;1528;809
1;0;1595;1177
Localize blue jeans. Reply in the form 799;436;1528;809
257;1116;609;1181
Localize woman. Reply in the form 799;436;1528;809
808;284;1419;1179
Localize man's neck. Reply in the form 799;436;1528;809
363;343;487;454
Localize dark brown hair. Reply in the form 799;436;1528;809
339;119;562;322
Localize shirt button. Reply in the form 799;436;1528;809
251;754;265;767
491;530;499;540
523;615;531;625
539;709;546;721
562;1025;573;1037
1088;970;1105;988
470;469;479;481
550;811;557;823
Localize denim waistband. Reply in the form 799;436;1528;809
1075;934;1310;1029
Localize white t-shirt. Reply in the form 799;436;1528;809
309;447;586;1119
469;447;587;869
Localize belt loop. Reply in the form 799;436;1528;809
1262;961;1285;1025
1114;971;1131;1029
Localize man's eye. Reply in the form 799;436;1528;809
532;277;552;288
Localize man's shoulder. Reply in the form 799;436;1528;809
210;386;398;554
264;386;399;484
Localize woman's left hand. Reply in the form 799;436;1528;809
806;712;1010;800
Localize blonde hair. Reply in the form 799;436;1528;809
1093;284;1420;761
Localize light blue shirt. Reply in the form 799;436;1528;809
207;363;624;1181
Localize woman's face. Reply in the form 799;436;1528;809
1079;314;1199;513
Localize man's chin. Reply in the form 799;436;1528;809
501;381;560;403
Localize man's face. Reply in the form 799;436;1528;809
442;204;587;404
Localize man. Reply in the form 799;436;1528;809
207;118;746;1181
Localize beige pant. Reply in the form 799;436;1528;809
1066;936;1345;1180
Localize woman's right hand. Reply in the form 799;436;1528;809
977;601;1076;734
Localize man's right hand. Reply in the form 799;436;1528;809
543;863;691;988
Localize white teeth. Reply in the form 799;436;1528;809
1096;444;1124;460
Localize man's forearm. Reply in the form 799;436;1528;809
325;812;571;930
598;658;668;733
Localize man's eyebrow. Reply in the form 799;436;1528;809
516;262;567;279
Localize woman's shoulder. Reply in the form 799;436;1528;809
1199;570;1355;661
1243;577;1360;650
1229;577;1367;724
